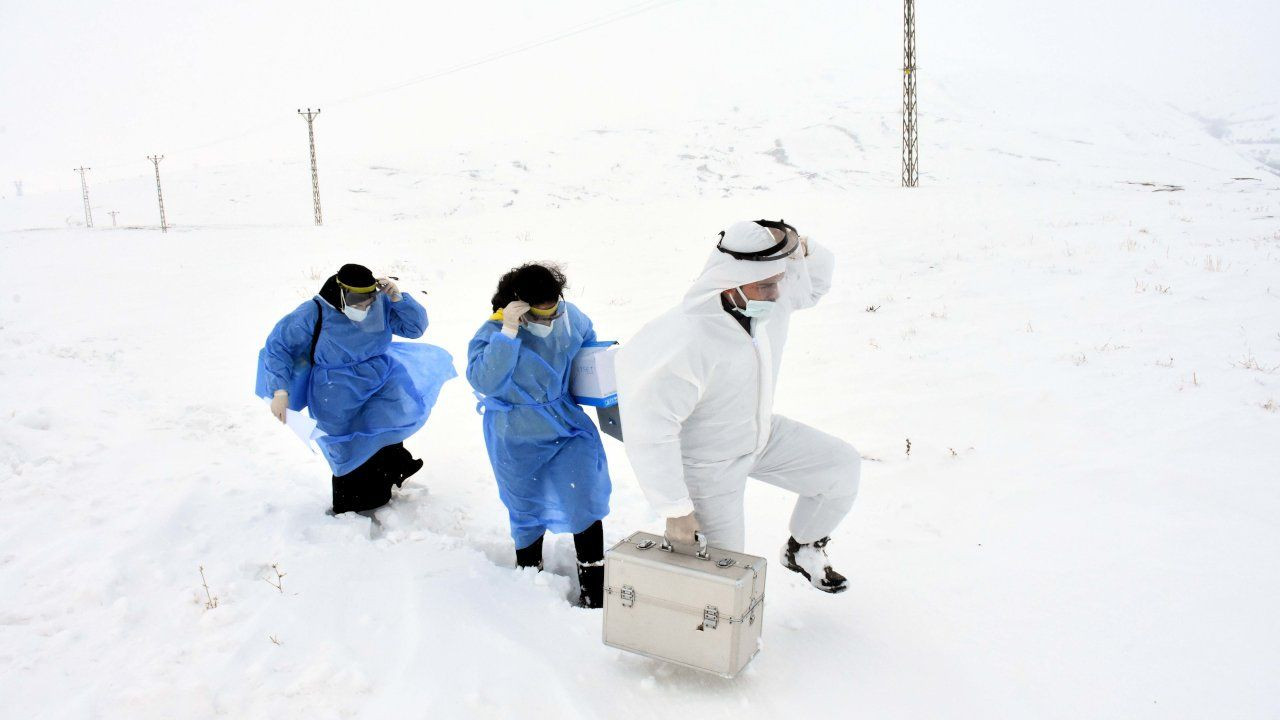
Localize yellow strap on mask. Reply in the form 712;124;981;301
338;280;378;293
490;301;560;322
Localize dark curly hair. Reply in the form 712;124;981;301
490;263;568;311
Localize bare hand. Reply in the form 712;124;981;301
377;278;402;302
270;392;288;423
665;512;701;546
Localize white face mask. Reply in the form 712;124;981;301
734;287;776;319
524;319;555;338
343;305;370;322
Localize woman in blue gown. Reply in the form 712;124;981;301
256;263;455;515
466;263;612;608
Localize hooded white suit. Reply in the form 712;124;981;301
616;222;860;552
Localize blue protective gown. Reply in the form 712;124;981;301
466;302;612;548
255;293;456;476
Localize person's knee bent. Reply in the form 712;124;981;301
692;506;745;553
832;443;861;500
701;525;745;553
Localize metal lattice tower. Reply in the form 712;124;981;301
109;211;119;227
298;108;323;226
74;166;94;227
901;0;919;187
147;155;168;232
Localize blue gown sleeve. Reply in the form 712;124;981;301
262;302;318;395
389;294;428;339
467;325;522;396
580;309;598;347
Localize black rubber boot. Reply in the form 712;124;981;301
780;536;848;594
576;562;605;609
515;535;545;571
574;520;605;608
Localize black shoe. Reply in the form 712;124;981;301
780;536;848;594
576;562;605;609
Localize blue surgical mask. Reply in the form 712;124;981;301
734;287;776;320
524;319;555;338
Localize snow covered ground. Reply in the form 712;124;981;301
3;2;1280;718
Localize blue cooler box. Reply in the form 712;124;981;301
572;341;622;441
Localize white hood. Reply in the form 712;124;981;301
681;221;793;315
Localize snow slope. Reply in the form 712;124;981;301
3;3;1280;718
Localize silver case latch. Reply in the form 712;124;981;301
703;605;719;630
620;585;636;608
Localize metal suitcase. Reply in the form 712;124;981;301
602;531;766;678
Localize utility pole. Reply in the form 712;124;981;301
901;0;919;187
74;166;94;227
147;155;168;232
13;180;22;198
297;108;323;225
109;211;119;227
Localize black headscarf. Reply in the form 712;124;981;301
319;263;377;308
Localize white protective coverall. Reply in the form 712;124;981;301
615;223;861;552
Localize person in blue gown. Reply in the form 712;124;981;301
466;263;612;608
256;263;455;515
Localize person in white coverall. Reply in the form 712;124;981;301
615;219;859;593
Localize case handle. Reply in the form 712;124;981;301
661;531;710;560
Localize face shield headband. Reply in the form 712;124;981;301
715;219;800;261
524;300;564;324
338;279;379;309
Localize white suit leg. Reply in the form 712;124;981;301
683;459;750;552
750;415;860;544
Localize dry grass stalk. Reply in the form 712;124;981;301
199;566;219;610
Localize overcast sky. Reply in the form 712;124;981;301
2;0;1277;192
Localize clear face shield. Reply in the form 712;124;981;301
343;289;377;308
522;300;565;338
338;281;386;331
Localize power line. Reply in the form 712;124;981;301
329;0;683;106
84;0;683;173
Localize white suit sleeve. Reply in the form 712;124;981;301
616;339;704;519
783;238;835;311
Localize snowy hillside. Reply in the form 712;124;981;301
3;1;1280;718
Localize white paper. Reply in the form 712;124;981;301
263;399;327;452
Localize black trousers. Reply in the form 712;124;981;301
331;442;415;514
516;520;604;568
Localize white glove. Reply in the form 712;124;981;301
377;277;402;302
501;300;530;338
270;391;288;424
665;512;701;546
